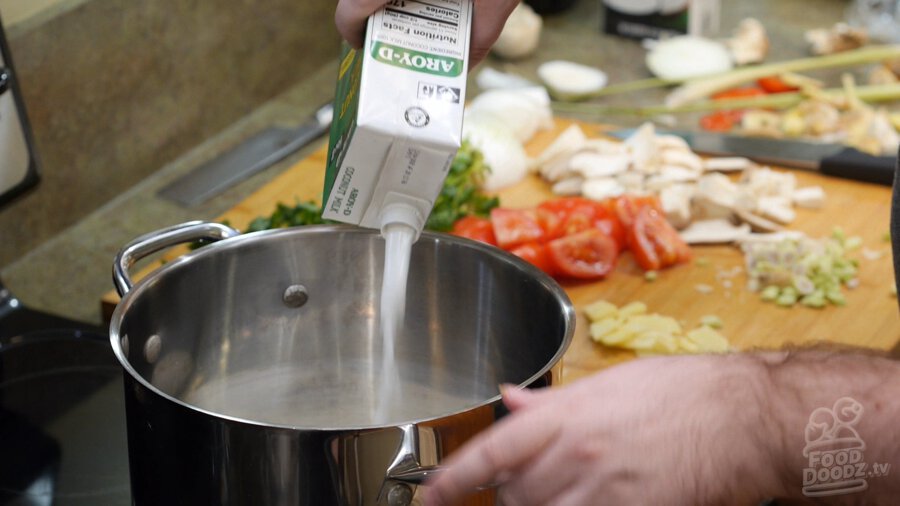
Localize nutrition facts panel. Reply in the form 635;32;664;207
374;0;470;55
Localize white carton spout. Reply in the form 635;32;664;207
379;194;429;241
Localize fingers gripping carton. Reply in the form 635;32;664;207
323;0;473;234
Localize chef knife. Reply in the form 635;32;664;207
608;129;897;186
159;102;333;207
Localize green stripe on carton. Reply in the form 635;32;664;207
372;42;463;77
324;44;363;206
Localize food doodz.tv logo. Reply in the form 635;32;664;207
802;397;891;497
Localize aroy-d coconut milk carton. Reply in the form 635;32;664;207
323;0;472;233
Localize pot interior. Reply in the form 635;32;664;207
112;227;573;429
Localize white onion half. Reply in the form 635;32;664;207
538;60;608;96
645;36;733;81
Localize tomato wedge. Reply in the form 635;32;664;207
627;206;691;271
712;87;767;100
546;230;618;280
700;110;743;132
537;197;594;239
510;242;555;275
614;195;663;228
537;197;627;251
757;76;799;94
490;208;544;250
451;216;497;246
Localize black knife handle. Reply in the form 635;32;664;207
820;147;897;186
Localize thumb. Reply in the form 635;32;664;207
501;384;544;412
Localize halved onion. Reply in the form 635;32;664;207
645;36;733;81
538;60;608;97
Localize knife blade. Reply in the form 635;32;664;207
608;129;897;186
159;102;333;207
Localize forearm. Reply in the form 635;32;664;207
749;348;900;504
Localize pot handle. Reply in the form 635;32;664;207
113;220;240;296
384;425;442;487
383;425;493;492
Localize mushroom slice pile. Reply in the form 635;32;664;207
533;122;827;241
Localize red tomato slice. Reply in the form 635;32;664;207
451;216;497;246
700;110;741;132
510;242;555;275
627;206;691;271
546;230;618;280
535;207;566;241
614;195;663;228
712;87;767;100
537;197;592;240
757;76;799;94
490;208;544;250
537;197;626;251
594;217;626;253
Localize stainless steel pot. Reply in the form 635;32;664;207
109;222;574;506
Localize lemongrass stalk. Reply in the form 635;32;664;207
665;45;900;107
551;45;900;103
551;83;900;118
548;76;677;101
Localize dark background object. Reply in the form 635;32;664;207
0;18;39;210
0;332;130;505
0;14;130;504
524;0;579;15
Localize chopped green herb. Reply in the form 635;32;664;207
425;141;499;232
191;143;498;249
744;232;860;309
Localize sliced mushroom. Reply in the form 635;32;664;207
725;18;770;65
654;134;691;152
659;184;694;229
735;208;784;233
552;176;585;196
792;186;826;209
583;138;628;155
617;171;645;193
535;124;587;167
569;152;631;178
757;196;796;225
805;22;868;56
679;219;752;244
703;157;754;173
661;149;704;173
582;178;626;201
693;173;739;221
624;123;659;171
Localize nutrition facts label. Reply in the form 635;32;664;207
374;0;469;56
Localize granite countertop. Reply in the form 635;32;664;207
1;0;852;326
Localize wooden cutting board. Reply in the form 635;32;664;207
101;119;900;384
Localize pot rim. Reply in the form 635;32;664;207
109;225;575;431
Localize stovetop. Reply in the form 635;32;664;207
0;304;130;505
